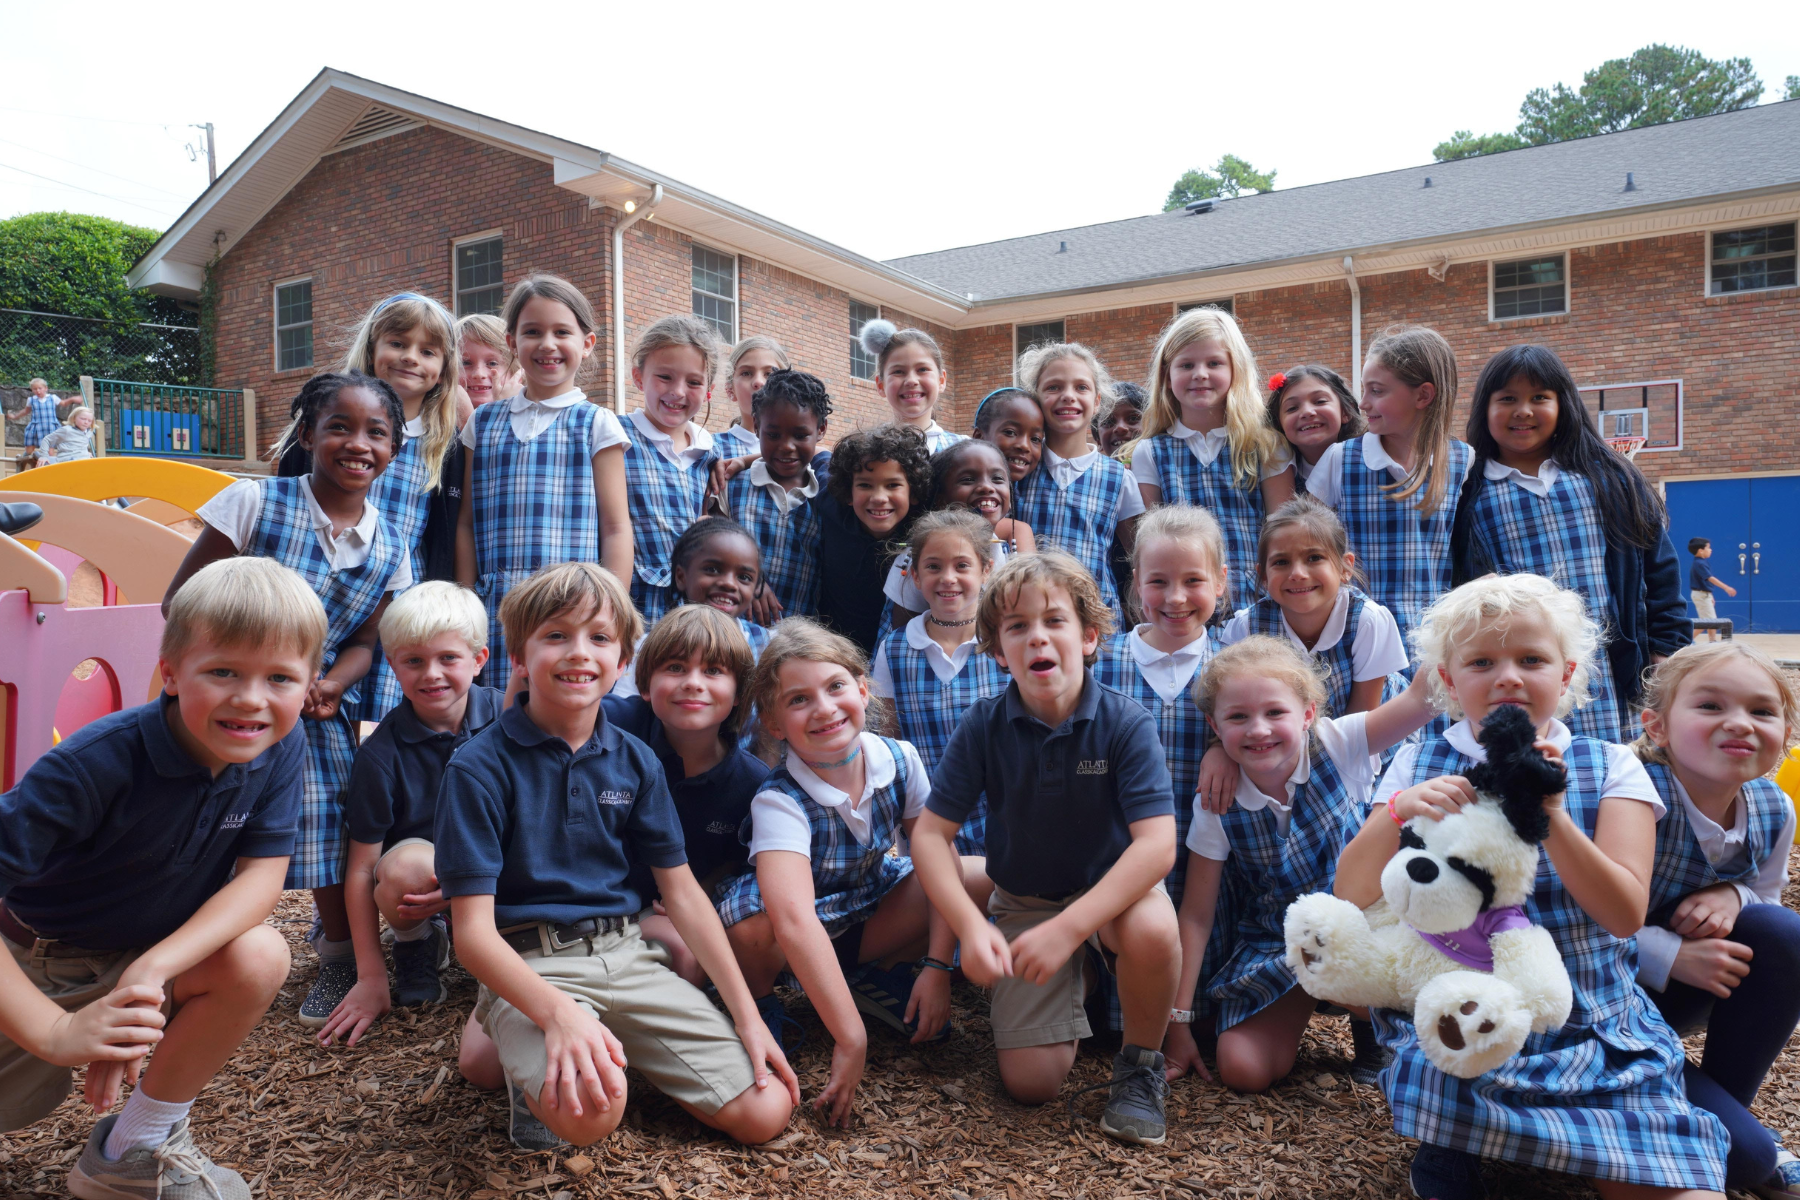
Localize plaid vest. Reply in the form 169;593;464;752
1014;454;1131;611
469;400;601;578
1242;588;1387;719
622;419;714;624
728;474;821;618
1146;433;1266;604
1643;762;1787;919
368;431;431;584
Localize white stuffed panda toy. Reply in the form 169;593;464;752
1282;705;1574;1079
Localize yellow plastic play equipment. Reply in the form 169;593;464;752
1775;748;1800;819
0;455;237;515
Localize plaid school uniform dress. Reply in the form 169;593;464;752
1209;748;1358;1031
1334;437;1472;668
245;477;404;890
1373;735;1728;1191
1643;763;1787;920
923;425;966;455
715;737;914;932
727;472;820;619
881;627;1006;855
23;395;59;446
713;423;758;459
622;417;714;625
1240;589;1407;720
469;399;601;677
1145;433;1267;604
1466;469;1622;741
358;431;433;722
1014;455;1132;614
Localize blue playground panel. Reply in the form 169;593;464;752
117;408;204;456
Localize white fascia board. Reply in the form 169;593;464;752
133;259;206;300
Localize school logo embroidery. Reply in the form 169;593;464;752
219;811;253;830
1075;760;1109;776
597;789;635;806
704;820;736;836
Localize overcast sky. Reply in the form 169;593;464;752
5;0;1797;264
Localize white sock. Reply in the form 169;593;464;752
1776;1147;1797;1166
390;921;431;943
316;935;355;962
104;1087;192;1159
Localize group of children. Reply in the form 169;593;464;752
9;377;97;465
2;278;1795;1200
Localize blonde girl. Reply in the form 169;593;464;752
1013;341;1145;615
454;274;632;677
716;335;790;458
1304;325;1472;663
1331;574;1728;1200
39;405;95;463
1133;308;1294;602
715;619;990;1126
1264;364;1366;486
456;313;518;408
858;319;964;452
1633;644;1800;1198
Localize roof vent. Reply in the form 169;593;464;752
1623;171;1638;192
1423;176;1433;188
1057;241;1068;253
329;105;420;153
1185;199;1216;214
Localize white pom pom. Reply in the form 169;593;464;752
859;318;898;359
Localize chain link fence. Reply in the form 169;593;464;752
2;308;205;453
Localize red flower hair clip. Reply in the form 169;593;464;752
1268;372;1287;392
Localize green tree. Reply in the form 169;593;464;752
1787;74;1800;101
1164;155;1276;211
1434;44;1764;161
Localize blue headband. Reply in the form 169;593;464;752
375;291;433;313
972;386;1029;432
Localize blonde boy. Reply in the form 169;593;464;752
0;558;319;1199
910;551;1182;1145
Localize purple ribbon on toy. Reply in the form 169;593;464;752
1416;905;1533;971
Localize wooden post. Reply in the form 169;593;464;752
241;387;258;469
79;376;95;409
94;420;107;458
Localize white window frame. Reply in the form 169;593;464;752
273;275;314;374
1012;319;1067;380
690;243;738;343
1578;378;1683;454
849;298;880;381
452;229;506;317
1704;218;1799;298
1488;252;1570;322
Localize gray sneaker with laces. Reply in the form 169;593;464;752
1098;1044;1168;1146
507;1080;564;1151
69;1115;249;1200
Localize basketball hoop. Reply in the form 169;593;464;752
1607;436;1646;460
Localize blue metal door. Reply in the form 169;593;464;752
1749;476;1800;632
1665;477;1751;629
1665;475;1800;632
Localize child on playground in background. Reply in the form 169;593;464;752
318;582;503;1051
1303;325;1471;666
716;619;991;1127
1170;636;1433;1094
809;423;931;655
1689;538;1735;641
39;405;95;464
858;319;964;453
883;439;1035;627
1133;307;1294;604
1265;364;1366;488
170;371;413;1030
1332;573;1729;1200
1013;342;1145;616
1452;343;1690;741
457;313;519;409
1632;643;1800;1199
18;377;59;454
871;509;1008;854
455;274;632;679
715;335;788;459
0;559;308;1199
601;606;771;987
436;563;796;1150
911;553;1181;1146
1097;381;1146;460
725;369;830;623
622;315;722;626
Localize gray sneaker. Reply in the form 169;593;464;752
69;1115;249;1199
507;1080;564;1151
296;957;358;1028
1097;1045;1169;1146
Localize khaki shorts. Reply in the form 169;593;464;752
1692;591;1718;620
475;923;755;1115
0;936;148;1132
376;836;434;871
985;882;1170;1051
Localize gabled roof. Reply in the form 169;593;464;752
885;100;1800;305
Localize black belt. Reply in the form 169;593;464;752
499;916;633;955
0;904;108;959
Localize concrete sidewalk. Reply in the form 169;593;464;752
1732;633;1800;666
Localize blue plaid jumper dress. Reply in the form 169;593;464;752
244;477;404;890
1373;735;1728;1190
23;395;59;446
727;474;820;619
1145;433;1267;605
881;628;1006;856
1209;747;1358;1031
1240;589;1407;720
469;400;602;679
1643;763;1787;922
1014;455;1132;614
715;737;914;932
622;418;714;625
1466;469;1622;741
1333;437;1471;670
713;423;758;459
924;426;965;454
358;432;433;722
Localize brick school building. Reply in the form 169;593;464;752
131;70;1800;624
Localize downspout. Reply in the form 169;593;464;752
1342;255;1362;394
612;184;663;412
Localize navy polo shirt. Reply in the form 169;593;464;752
1688;556;1711;593
603;695;768;891
928;672;1174;899
344;685;504;848
0;697;302;951
434;696;688;926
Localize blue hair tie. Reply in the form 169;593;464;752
375;291;433;313
972;386;1029;432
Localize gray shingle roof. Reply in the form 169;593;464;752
885;101;1800;302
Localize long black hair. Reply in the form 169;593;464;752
1465;345;1664;549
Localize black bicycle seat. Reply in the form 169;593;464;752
0;500;45;537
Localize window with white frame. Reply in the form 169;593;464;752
1711;223;1797;294
692;245;736;342
455;236;504;316
1492;254;1567;319
1015;320;1065;359
275;280;313;372
1178;298;1234;316
850;300;878;380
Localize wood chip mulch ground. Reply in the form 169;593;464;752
6;863;1800;1199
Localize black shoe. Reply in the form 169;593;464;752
0;501;43;537
757;993;806;1056
1350;1017;1391;1087
1409;1143;1487;1200
392;922;448;1008
297;958;358;1028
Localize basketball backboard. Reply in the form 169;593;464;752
1578;380;1682;453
